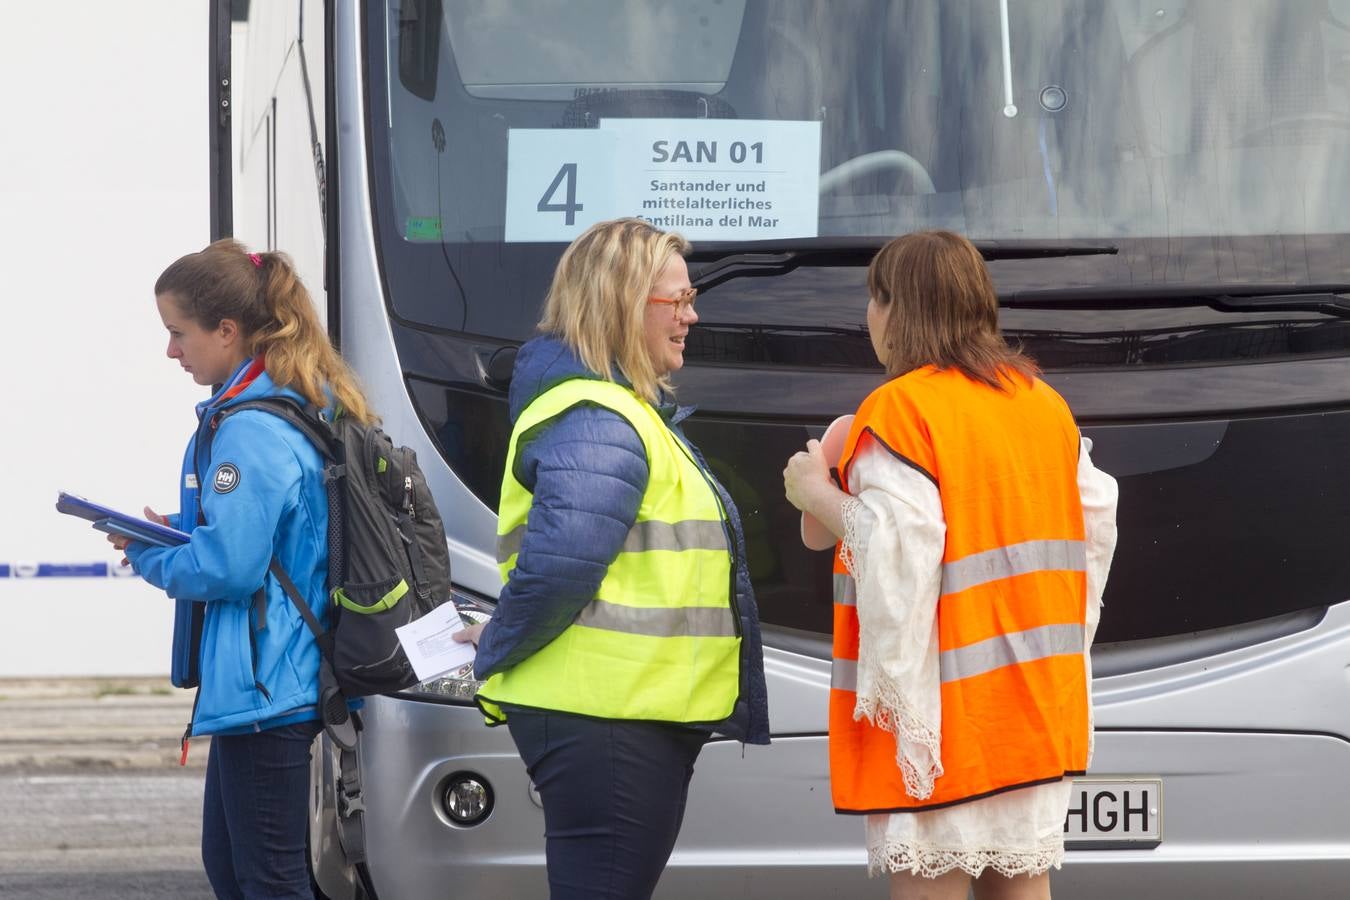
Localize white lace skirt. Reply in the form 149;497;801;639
865;779;1072;879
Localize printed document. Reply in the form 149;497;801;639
395;603;477;682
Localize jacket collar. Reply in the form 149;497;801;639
655;392;697;426
195;358;307;421
511;335;697;424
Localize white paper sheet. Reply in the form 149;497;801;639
395;603;477;682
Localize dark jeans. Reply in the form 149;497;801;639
506;708;709;900
200;720;322;899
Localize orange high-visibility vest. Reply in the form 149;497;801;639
830;365;1089;814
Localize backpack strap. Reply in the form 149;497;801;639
268;558;327;645
335;733;370;867
216;397;338;460
215;397;347;589
268;560;356;739
272;554;368;863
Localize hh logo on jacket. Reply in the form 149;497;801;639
213;463;241;493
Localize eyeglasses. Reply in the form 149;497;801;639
648;286;698;318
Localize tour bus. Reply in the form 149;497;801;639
213;1;1350;897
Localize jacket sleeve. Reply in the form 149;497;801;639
474;405;649;679
127;414;302;603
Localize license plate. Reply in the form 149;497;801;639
1064;778;1163;849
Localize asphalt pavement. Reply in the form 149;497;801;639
0;678;213;899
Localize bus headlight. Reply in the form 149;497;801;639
398;587;493;704
408;661;483;702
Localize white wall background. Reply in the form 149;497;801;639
0;2;211;676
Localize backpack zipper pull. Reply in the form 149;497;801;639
404;475;415;517
179;728;192;767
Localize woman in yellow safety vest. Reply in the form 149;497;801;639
455;217;769;899
784;231;1118;900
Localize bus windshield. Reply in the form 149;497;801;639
369;0;1350;335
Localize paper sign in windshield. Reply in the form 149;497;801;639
505;118;820;242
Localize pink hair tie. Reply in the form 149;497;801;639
248;253;263;268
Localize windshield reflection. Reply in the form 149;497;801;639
388;0;1350;241
371;1;1350;334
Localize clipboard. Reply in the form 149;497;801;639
55;491;190;547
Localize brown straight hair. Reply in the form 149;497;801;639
866;230;1038;390
154;239;374;423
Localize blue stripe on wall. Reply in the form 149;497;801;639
2;562;136;578
37;562;110;578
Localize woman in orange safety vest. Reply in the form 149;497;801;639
783;231;1118;900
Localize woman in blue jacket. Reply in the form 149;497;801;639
110;239;371;899
456;218;770;899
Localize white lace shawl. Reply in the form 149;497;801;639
1078;436;1120;765
840;440;947;800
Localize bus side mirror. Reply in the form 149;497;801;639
486;346;517;392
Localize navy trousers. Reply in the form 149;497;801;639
506;708;709;900
200;720;321;899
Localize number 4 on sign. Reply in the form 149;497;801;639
537;163;583;225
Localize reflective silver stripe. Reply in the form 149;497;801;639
622;519;728;553
497;518;726;564
831;657;858;692
495;524;526;564
576;598;737;638
833;573;857;606
940;539;1086;596
939;622;1084;684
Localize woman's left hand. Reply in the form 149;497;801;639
106;507;166;565
783;438;832;514
453;623;486;646
107;531;136;566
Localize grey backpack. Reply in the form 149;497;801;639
213;398;452;720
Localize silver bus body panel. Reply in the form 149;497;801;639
337;605;1350;898
333;0;499;598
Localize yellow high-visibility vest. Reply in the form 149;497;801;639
476;378;741;725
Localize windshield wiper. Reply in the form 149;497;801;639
1213;292;1350;317
690;239;1118;290
1000;283;1350;317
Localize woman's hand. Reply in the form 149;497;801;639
106;506;169;562
783;439;832;514
453;623;486;646
785;439;850;542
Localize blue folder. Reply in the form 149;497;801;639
55;491;190;547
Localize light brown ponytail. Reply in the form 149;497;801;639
251;252;373;423
155;239;375;423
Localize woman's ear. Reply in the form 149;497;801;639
217;317;242;346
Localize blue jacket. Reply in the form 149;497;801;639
127;360;330;736
475;336;770;745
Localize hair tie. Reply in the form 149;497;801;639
248;253;263;268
